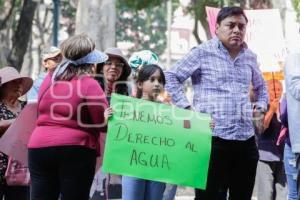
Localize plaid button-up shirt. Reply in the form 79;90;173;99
165;37;268;140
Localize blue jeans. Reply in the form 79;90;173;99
163;184;177;200
122;176;165;200
284;143;298;200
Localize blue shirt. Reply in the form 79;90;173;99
165;37;268;141
285;52;300;153
27;72;47;102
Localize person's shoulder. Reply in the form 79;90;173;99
79;76;103;93
190;39;217;56
78;75;99;86
76;75;94;81
243;45;257;58
197;38;217;50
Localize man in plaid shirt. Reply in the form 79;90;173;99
165;6;268;200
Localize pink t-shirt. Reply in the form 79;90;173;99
28;73;108;155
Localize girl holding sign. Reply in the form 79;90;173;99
121;64;167;200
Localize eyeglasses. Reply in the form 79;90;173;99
105;62;124;68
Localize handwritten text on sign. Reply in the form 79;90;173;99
102;94;212;189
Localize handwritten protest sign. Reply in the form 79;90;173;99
102;94;212;189
0;102;37;166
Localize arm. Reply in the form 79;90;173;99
27;75;45;101
84;78;109;133
165;47;202;109
285;53;300;101
0;119;14;137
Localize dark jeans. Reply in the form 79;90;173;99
195;136;258;200
28;146;96;200
0;184;30;200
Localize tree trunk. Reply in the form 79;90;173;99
0;0;16;31
250;0;272;9
271;0;287;36
75;0;116;50
240;0;249;8
7;0;37;71
193;8;202;44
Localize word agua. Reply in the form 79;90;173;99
130;149;170;170
114;123;171;169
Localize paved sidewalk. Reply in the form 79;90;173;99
174;186;258;200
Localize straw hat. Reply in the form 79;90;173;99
104;47;131;78
42;46;61;61
0;67;33;96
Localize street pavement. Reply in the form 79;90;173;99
174;186;258;200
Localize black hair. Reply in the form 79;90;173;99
216;6;248;24
136;64;165;99
95;63;129;96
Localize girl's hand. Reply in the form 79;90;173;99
104;107;114;124
209;119;215;130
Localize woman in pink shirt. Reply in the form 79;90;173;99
28;34;108;200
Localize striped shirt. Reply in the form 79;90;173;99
165;37;268;140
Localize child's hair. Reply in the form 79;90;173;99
136;64;165;99
57;33;95;81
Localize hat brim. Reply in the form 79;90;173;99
106;53;131;78
93;50;109;64
5;77;33;96
43;51;61;61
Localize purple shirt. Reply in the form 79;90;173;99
165;37;268;141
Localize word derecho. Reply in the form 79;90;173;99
113;122;173;169
113;100;176;170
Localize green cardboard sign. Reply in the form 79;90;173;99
102;94;212;189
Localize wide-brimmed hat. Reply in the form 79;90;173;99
0;67;33;96
42;46;61;61
104;47;131;78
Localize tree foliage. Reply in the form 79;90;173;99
116;1;178;56
292;0;300;21
120;0;163;10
